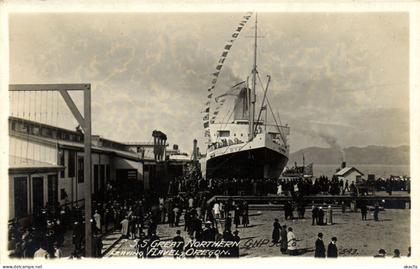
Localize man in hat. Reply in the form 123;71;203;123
312;205;318;225
314;233;326;258
327;237;338;258
224;213;232;232
374;249;386;257
232;230;240;258
374;203;380;221
318;207;324;225
172;230;185;258
93;210;101;234
202;221;213;241
280;225;288;254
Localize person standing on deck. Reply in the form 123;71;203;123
272;218;281;244
315;233;326;258
312;205;318;225
120;216;129;238
242;202;249;227
287;227;297;256
318;207;325;225
374;203;380;221
93;210;101;234
327;205;333;225
327;237;338;258
280;225;288;254
234;205;241;229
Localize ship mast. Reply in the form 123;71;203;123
249;13;258;142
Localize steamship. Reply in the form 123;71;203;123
203;14;290;179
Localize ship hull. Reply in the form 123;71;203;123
206;147;288;179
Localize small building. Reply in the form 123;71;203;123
8;116;144;223
334;166;364;185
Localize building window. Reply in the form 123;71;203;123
100;164;105;192
32;126;40;136
60;188;68;200
218;130;230;137
94;165;99;194
106;164;110;181
59;150;65;178
77;156;84;183
14;177;28;218
47;174;58;206
68;151;75;177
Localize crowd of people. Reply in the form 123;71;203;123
168;175;411;199
8;169;410;259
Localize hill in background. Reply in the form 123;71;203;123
289;145;409;165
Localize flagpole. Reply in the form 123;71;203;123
250;13;257;142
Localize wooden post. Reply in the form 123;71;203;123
84;85;93;257
9;83;93;256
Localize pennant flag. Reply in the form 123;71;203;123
203;12;253;131
215;81;246;102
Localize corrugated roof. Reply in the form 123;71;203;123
9;156;64;174
335;167;364;176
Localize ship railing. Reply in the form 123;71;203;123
208;138;245;151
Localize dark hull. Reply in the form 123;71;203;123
206;147;288;179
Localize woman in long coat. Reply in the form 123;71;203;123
120;217;129;238
272;219;281;243
234;205;241;228
242;202;249;227
280;225;288;254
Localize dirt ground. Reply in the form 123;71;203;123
107;208;410;258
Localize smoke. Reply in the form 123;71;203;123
295;126;346;161
318;132;346;161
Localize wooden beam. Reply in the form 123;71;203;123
83;85;93;257
9;84;90;91
58;89;86;130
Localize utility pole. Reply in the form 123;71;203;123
84;86;92;257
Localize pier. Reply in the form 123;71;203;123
207;192;411;209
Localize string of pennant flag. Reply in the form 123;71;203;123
202;11;253;138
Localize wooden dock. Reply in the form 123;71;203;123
207;192;411;209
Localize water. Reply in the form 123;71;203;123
313;164;410;178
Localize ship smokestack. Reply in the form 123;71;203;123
341;161;346;169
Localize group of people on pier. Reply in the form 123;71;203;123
8;168;410;259
168;175;410;199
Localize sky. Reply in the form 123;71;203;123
8;12;409;154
